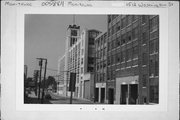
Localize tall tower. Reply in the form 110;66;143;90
67;25;80;48
66;15;80;48
64;15;80;96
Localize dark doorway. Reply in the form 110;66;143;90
108;88;114;104
95;88;99;102
100;88;105;103
120;85;128;104
129;84;138;104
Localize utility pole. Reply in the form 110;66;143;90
37;58;43;100
69;72;76;104
41;59;47;103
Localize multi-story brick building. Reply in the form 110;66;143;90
94;32;107;103
106;15;159;104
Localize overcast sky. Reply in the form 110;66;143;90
25;14;107;78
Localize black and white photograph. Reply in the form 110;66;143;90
24;14;159;105
1;1;179;120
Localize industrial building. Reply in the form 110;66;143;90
106;15;159;104
57;23;101;100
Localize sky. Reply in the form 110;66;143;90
25;14;107;78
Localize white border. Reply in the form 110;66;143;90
16;7;168;112
2;1;179;120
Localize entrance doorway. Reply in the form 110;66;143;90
95;88;99;102
129;84;138;104
120;84;128;104
100;88;105;103
108;88;114;104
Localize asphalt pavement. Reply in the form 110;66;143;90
48;92;93;104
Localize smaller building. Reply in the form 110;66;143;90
57;55;66;95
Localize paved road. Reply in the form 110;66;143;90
48;92;93;104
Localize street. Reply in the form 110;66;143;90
48;92;93;104
25;91;93;104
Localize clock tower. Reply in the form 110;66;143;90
67;24;80;48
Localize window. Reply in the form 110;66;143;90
127;15;132;25
88;67;93;72
121;51;126;62
142;53;148;65
88;47;95;55
149;84;159;103
132;27;138;40
149;59;155;76
150;40;155;54
103;47;106;56
112;15;118;20
116;36;121;47
113;40;116;48
126;48;132;61
127;31;132;42
81;58;83;65
71;30;77;36
108;42;111;51
150;16;158;31
81;67;83;74
121;17;126;28
101;37;103;45
133;46;138;58
132;15;138;21
150;31;158;40
107;57;111;66
89;38;94;45
155;57;159;76
116;53;120;63
142;74;147;87
81;49;84;55
88;57;94;64
103;61;106;68
142;15;146;24
112;25;116;35
116;21;121;32
97;63;99;70
111;55;114;65
111;41;114;49
97;38;100;46
107;69;111;80
142;32;147;44
121;34;126;45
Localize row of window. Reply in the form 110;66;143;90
107;46;138;65
95;34;107;47
107;28;139;51
108;15;159;38
96;61;106;70
108;15;140;37
108;15;119;23
96;73;106;82
96;47;107;58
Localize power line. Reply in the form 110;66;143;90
42;67;58;72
